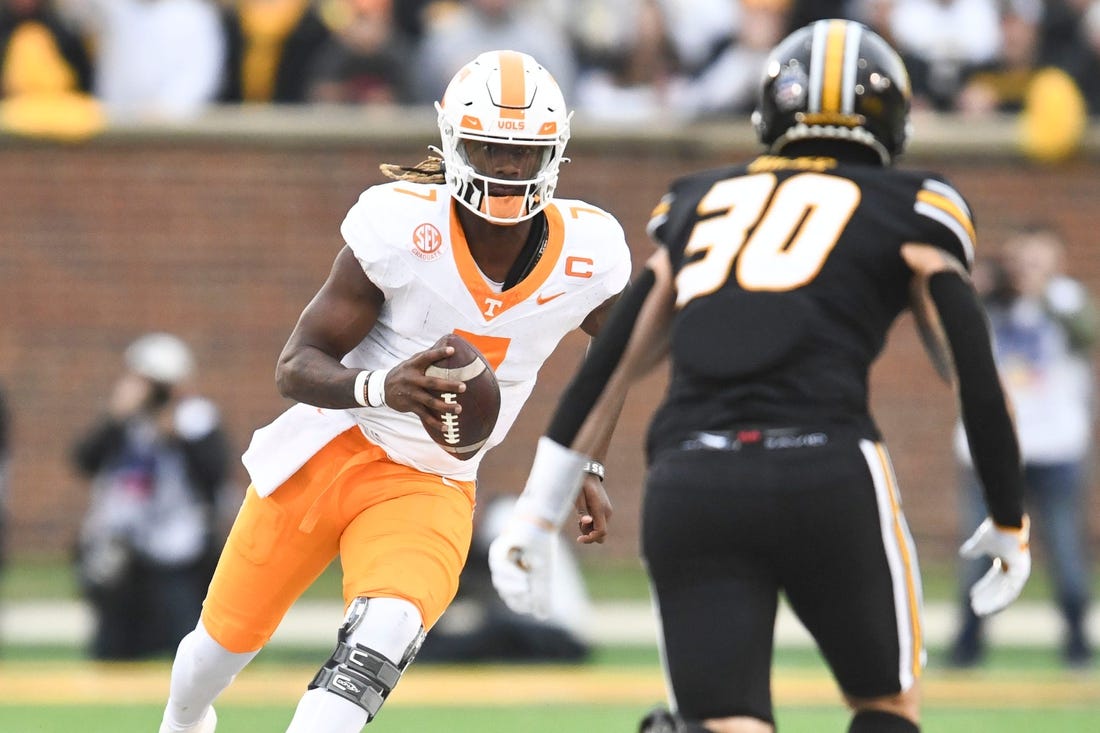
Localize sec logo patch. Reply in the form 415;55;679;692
412;223;443;261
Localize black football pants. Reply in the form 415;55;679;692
642;427;924;724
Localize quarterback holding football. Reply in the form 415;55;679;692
158;50;631;733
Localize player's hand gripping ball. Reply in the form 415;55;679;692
423;333;500;460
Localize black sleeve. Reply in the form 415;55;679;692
72;419;127;478
546;267;656;446
928;271;1025;527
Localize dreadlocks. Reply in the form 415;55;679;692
378;156;445;184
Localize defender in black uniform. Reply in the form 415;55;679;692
488;20;1031;733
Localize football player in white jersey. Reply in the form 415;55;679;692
158;50;632;733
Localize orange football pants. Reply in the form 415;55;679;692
200;427;477;653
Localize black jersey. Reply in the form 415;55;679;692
645;154;976;458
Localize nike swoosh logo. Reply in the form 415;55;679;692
536;291;565;305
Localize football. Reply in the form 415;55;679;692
422;333;501;460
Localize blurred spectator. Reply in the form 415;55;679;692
218;0;331;104
570;0;678;122
413;0;576;104
849;0;897;45
1039;0;1093;70
889;0;1002;110
73;333;230;660
955;0;1087;162
1;0;91;92
656;0;736;79
59;0;225;121
956;0;1071;113
304;0;415;104
0;0;103;139
664;0;792;119
418;495;592;663
392;0;433;42
1064;1;1100;115
784;0;853;34
951;225;1096;668
572;0;792;123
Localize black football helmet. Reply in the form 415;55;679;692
752;19;912;164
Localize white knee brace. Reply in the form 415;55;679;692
307;597;426;721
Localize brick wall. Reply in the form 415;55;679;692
2;113;1098;564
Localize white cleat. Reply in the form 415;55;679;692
159;707;216;733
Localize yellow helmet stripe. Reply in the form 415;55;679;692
821;20;849;113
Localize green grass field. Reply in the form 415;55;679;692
2;556;1098;731
4;702;1098;733
0;645;1096;732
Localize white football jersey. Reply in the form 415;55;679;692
243;181;631;492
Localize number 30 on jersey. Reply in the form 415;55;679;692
676;172;860;306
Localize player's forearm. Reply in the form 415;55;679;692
275;346;363;409
928;271;1026;527
512;268;659;529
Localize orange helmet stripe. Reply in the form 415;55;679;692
821;20;848;113
497;50;527;120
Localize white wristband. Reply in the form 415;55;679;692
366;368;389;408
353;370;371;407
514;436;589;530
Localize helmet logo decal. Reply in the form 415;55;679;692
411;222;443;261
774;64;808;113
460;115;484;130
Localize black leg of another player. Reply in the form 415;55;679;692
848;710;919;732
778;437;920;702
638;706;715;733
642;450;781;725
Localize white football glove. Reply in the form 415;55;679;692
488;438;589;620
959;516;1031;617
488;513;558;621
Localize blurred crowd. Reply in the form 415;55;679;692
2;0;1100;138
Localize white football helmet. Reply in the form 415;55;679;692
435;50;571;224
